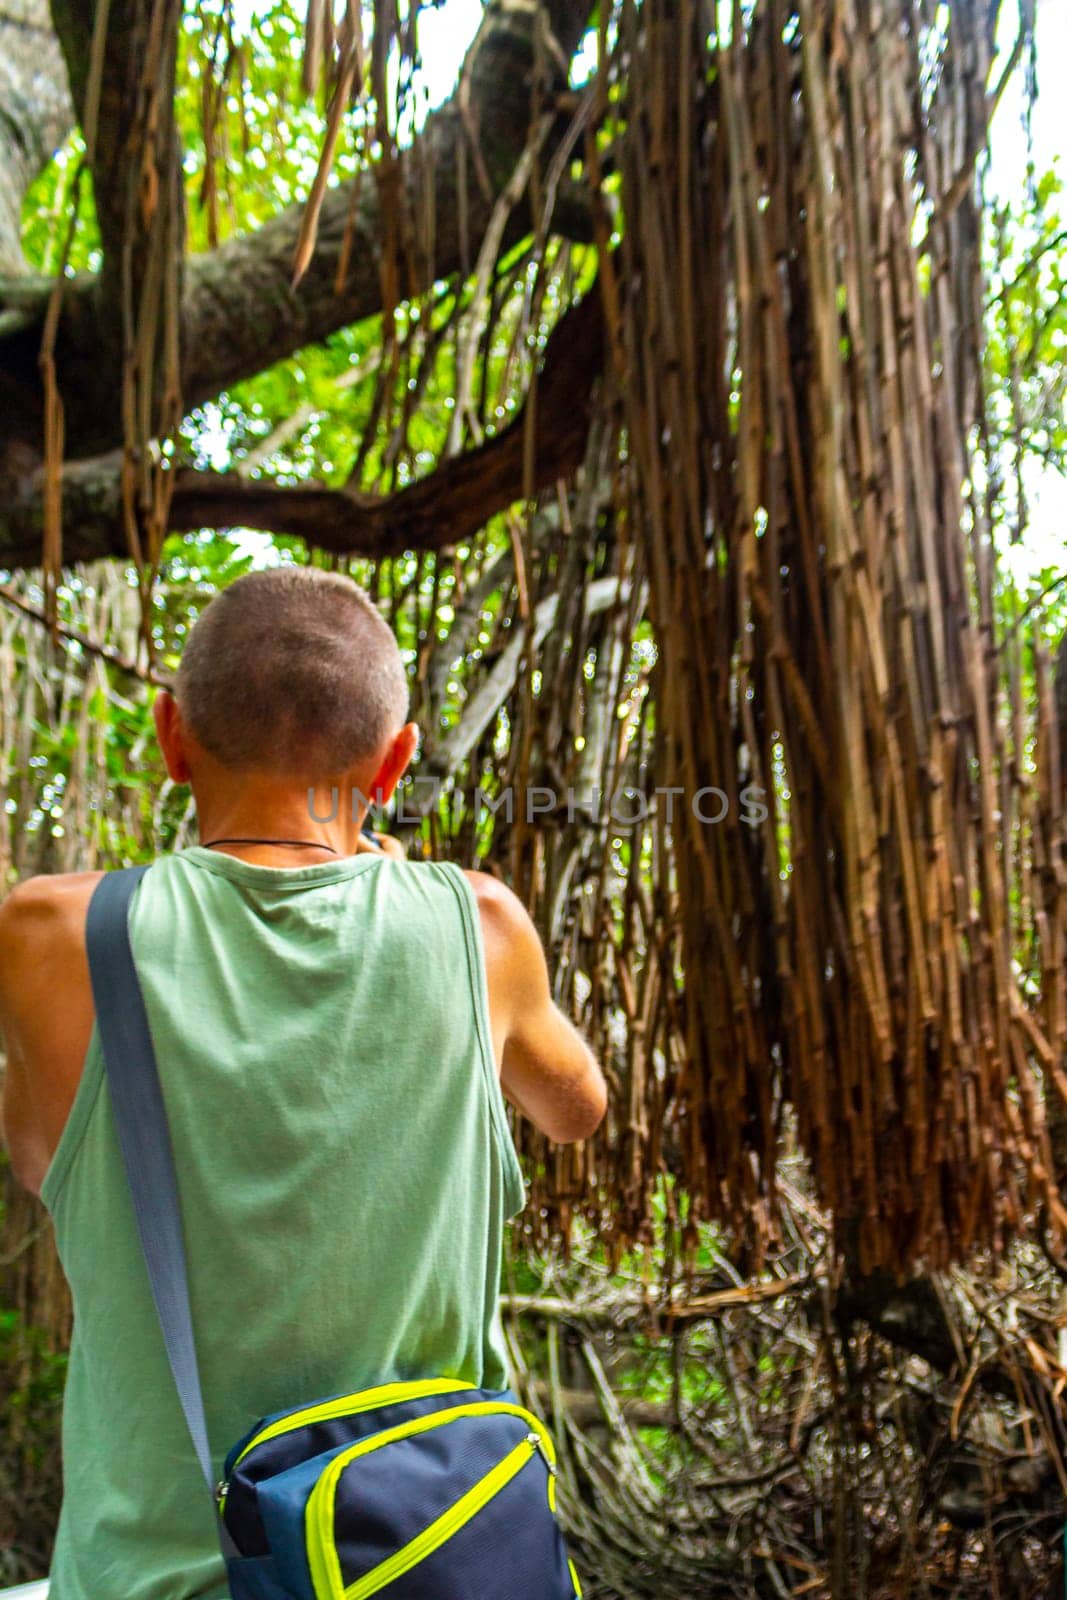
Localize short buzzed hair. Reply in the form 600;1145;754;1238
175;566;409;778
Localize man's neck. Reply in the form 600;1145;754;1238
191;782;370;865
198;835;343;865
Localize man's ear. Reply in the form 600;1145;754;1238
152;690;193;784
366;722;419;808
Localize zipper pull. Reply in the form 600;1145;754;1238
527;1430;556;1475
214;1478;228;1510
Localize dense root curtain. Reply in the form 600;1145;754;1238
609;0;1063;1272
3;0;1061;1281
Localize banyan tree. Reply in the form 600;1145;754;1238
2;0;1066;1593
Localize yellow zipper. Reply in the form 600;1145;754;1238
344;1432;538;1598
307;1400;557;1600
218;1378;476;1515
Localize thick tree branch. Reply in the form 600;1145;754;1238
1;0;595;462
181;0;596;415
0;285;604;566
0;0;599;567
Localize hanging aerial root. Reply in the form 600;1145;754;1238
599;0;1057;1273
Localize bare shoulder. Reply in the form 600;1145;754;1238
0;869;103;925
0;871;104;1194
0;872;102;985
461;868;522;913
461;869;532;944
460;869;548;1001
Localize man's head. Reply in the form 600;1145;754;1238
154;567;416;828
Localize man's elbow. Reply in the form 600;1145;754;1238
0;1104;44;1199
3;1145;43;1199
551;1073;608;1144
572;1102;608;1144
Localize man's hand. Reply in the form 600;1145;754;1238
356;830;406;860
466;871;607;1144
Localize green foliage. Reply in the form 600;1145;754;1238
984;162;1067;578
4;8;1066;1592
0;1309;67;1447
19;135;101;275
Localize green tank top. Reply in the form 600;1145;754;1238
40;846;526;1600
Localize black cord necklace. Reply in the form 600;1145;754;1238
201;837;339;855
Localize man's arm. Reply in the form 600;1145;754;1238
0;1022;47;1194
0;881;53;1193
0;873;100;1196
466;871;607;1144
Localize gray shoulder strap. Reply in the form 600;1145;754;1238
84;866;238;1560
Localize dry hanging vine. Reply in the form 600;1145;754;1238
12;0;1064;1283
589;0;1064;1274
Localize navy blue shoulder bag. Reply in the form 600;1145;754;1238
85;866;582;1600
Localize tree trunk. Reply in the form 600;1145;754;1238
0;0;70;276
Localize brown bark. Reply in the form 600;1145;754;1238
0;0;71;276
0;0;599;566
48;0;181;276
0;0;595;464
0;286;604;563
178;1;595;420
